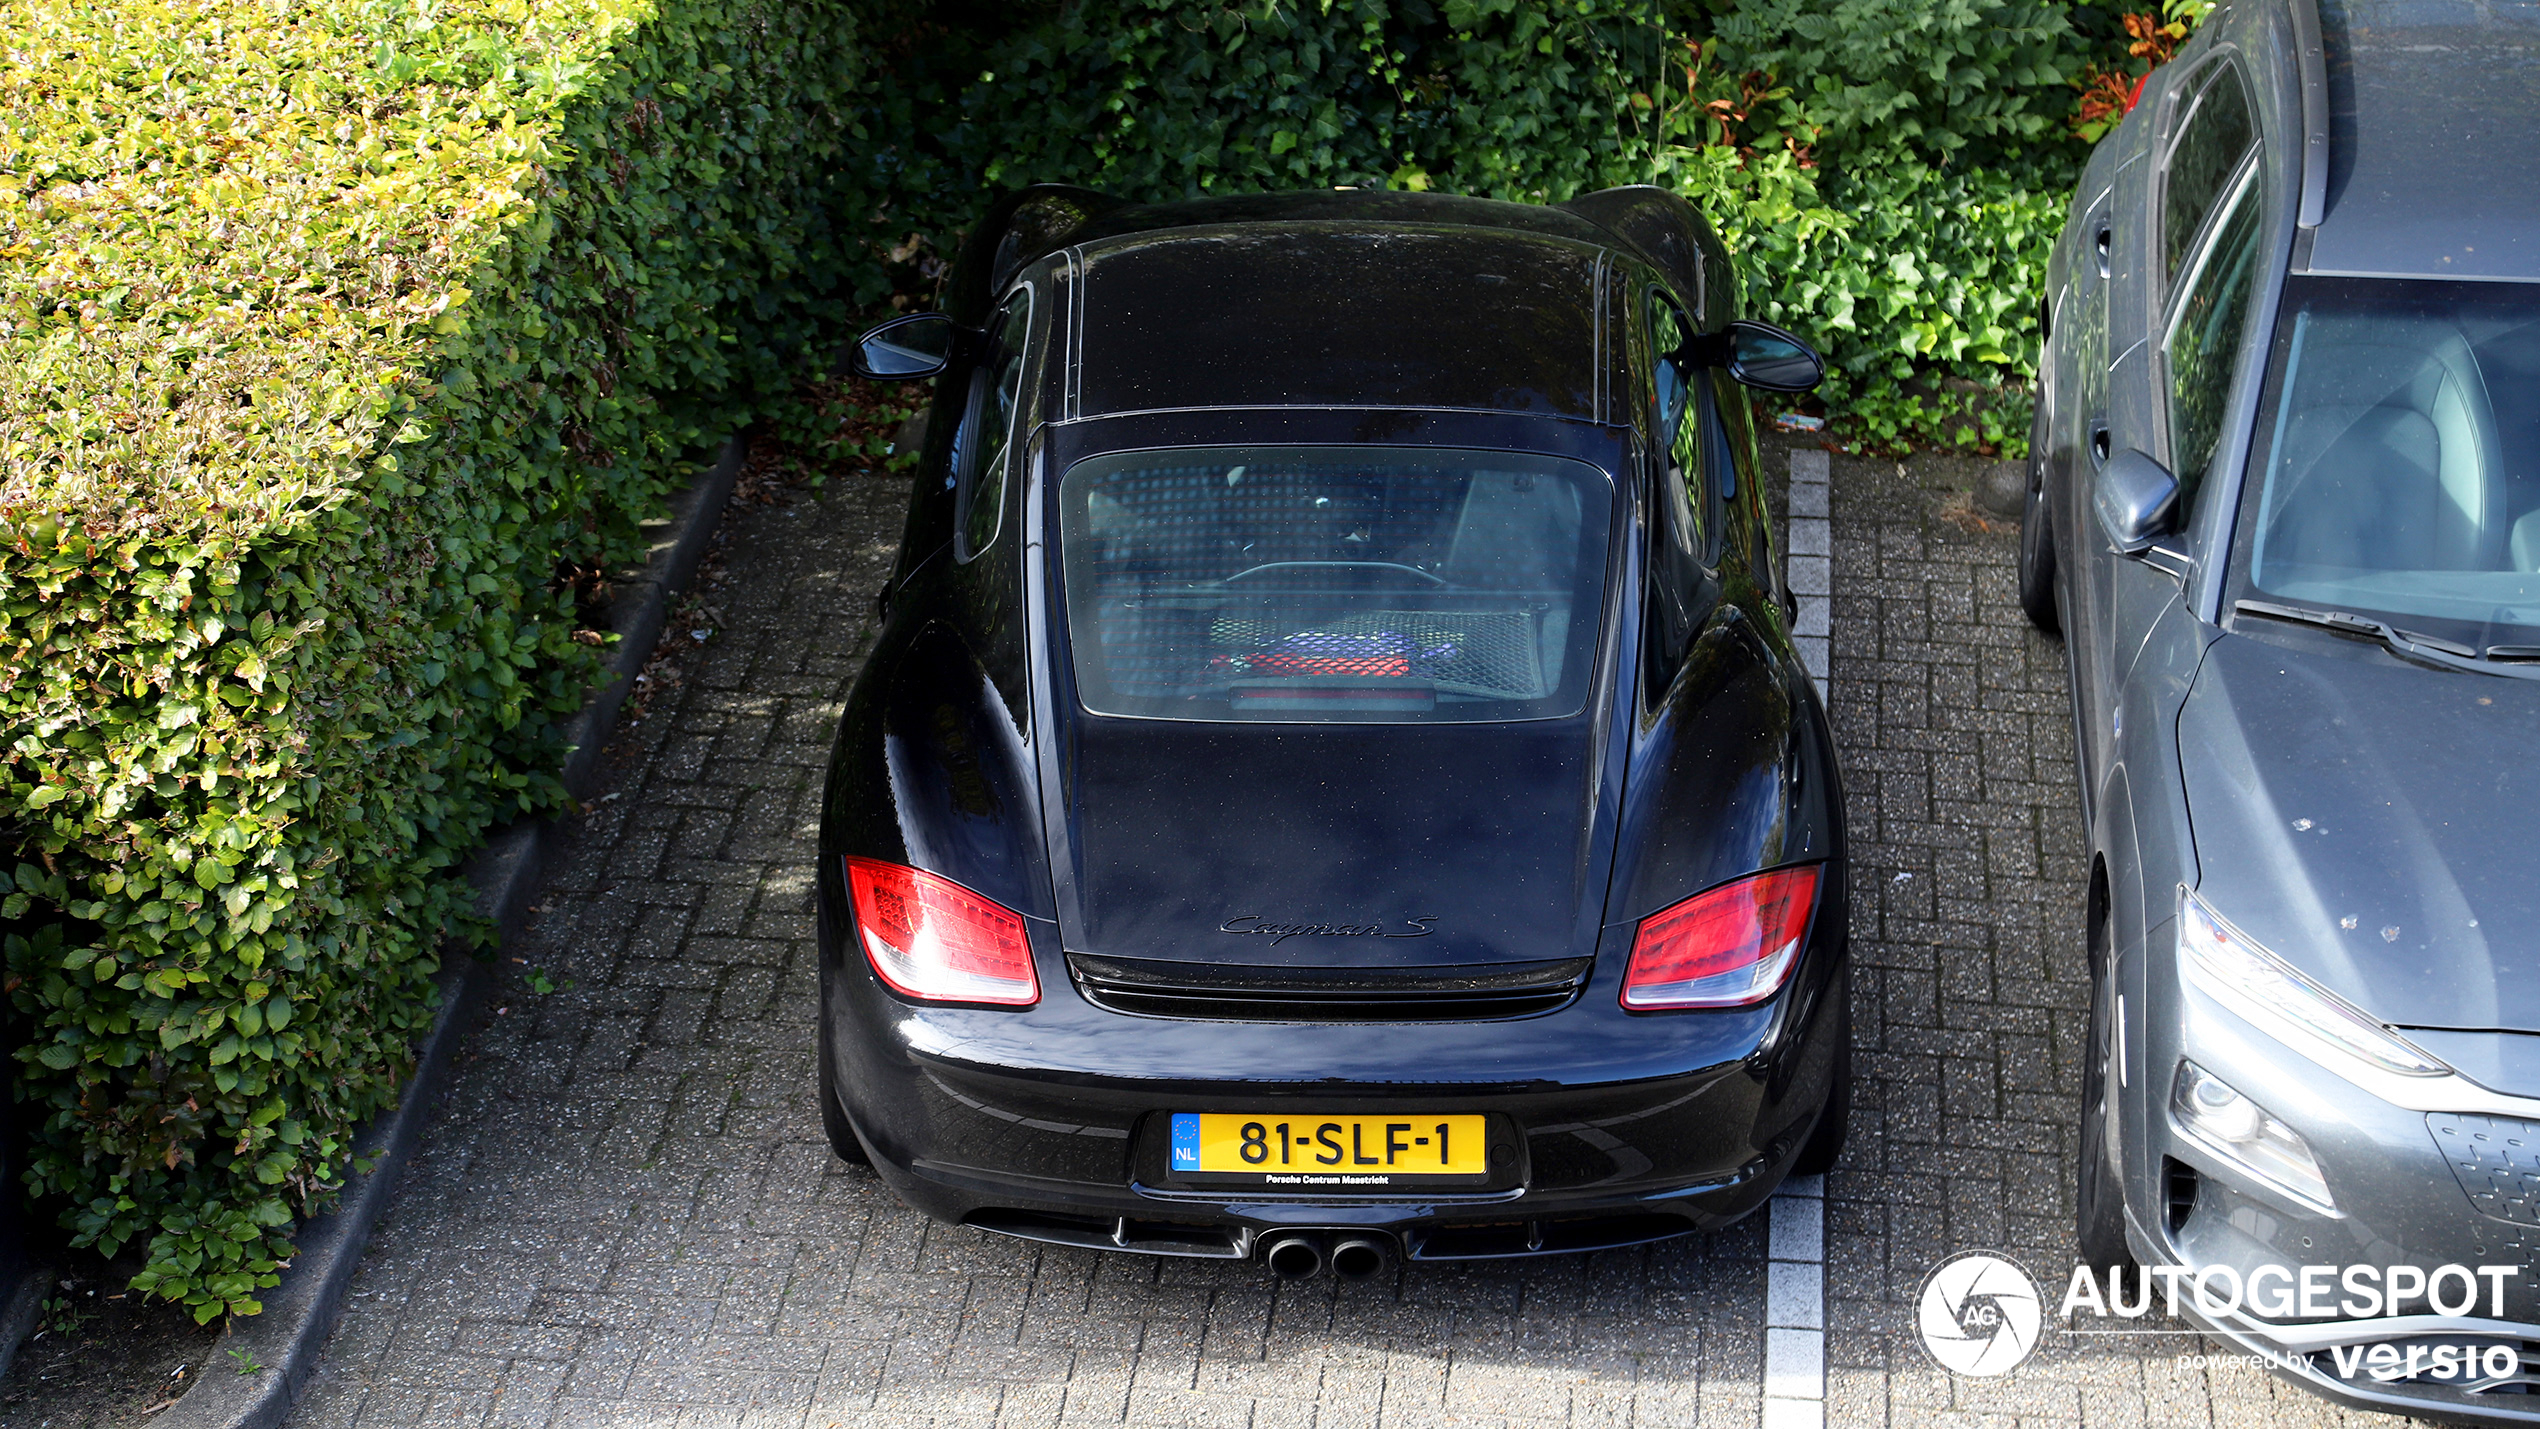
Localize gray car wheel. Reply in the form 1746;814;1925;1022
2017;451;2060;634
2076;919;2130;1269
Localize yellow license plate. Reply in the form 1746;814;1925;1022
1169;1113;1488;1178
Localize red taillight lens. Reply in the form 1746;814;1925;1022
844;856;1038;1006
1622;865;1820;1010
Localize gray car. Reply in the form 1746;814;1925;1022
2022;0;2540;1417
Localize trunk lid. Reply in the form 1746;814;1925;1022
1058;717;1607;969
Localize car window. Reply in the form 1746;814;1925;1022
1640;291;1713;692
2233;276;2540;646
2161;60;2257;293
2164;163;2265;496
953;290;1033;562
1647;291;1709;557
1650;288;1689;418
1056;446;1614;724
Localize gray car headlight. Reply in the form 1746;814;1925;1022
2171;1060;2336;1214
2177;888;2447;1079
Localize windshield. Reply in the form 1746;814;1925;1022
2233;276;2540;646
1057;446;1614;722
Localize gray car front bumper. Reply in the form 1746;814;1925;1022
2115;951;2540;1421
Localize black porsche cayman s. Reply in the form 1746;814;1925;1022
817;184;1850;1280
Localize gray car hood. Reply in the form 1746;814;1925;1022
2178;631;2540;1032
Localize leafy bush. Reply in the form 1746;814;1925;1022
854;0;1668;266
0;0;2173;1327
855;0;2155;453
1707;0;2089;169
0;0;868;1321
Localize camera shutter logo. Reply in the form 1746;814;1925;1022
1918;1252;2043;1376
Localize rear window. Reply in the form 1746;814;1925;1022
1057;446;1614;722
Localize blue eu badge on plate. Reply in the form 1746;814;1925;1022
1170;1113;1202;1171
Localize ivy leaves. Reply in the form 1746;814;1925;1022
865;0;2118;454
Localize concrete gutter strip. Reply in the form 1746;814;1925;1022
155;434;746;1429
560;442;745;797
156;948;489;1429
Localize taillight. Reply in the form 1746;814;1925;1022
1621;865;1819;1010
843;856;1038;1006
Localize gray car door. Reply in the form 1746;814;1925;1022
2081;56;2264;803
2115;55;2277;939
2072;130;2151;797
2055;174;2116;794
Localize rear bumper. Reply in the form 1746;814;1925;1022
817;894;1848;1258
851;1057;1807;1261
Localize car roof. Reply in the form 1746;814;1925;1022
2310;0;2540;281
1059;194;1619;422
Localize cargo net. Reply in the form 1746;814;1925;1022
1106;608;1545;700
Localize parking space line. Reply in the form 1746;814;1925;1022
1765;1173;1828;1429
1763;442;1833;1429
1786;447;1832;700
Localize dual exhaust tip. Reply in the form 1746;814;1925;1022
1260;1229;1394;1282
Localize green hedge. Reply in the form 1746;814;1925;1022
1;0;2165;1325
855;0;2146;452
0;0;867;1320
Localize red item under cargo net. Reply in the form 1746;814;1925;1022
1207;628;1457;682
1239;650;1411;677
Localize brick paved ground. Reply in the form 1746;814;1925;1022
1813;450;2402;1427
285;452;2421;1427
285;471;1770;1429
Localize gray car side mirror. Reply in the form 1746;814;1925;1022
850;313;960;380
2094;448;2180;554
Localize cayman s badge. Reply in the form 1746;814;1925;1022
1219;915;1439;945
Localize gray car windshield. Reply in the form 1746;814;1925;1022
2236;277;2540;647
1057;446;1613;722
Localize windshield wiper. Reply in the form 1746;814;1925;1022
2234;598;2540;680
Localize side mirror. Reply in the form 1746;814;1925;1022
2093;448;2180;554
1721;320;1823;393
850;313;959;380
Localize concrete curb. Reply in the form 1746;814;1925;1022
1973;455;2028;520
0;1263;44;1390
0;1041;36;1389
158;434;746;1429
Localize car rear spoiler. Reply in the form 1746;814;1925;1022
1559;185;1733;330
